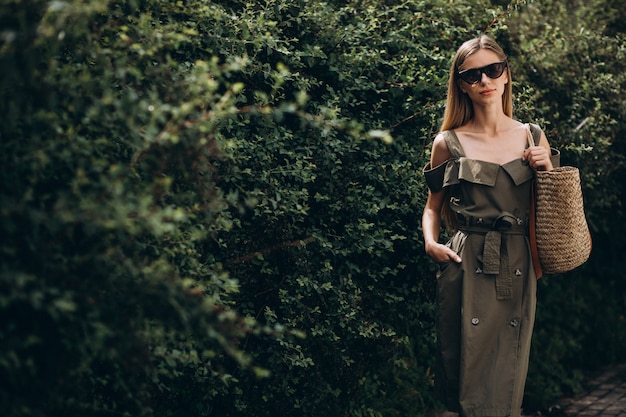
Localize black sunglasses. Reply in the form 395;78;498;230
457;61;507;84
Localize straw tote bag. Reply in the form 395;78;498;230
526;124;592;277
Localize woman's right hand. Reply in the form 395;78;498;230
425;241;462;263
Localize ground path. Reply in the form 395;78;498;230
546;363;626;417
435;363;626;417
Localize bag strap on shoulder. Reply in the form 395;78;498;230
528;123;542;146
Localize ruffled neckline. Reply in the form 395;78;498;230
422;157;534;193
446;157;533;187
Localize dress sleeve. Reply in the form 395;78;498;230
423;159;459;193
423;162;445;193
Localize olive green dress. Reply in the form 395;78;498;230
423;126;559;417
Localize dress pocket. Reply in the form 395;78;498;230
436;231;466;279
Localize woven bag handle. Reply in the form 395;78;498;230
525;123;541;148
526;124;533;148
525;124;547;172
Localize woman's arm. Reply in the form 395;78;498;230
421;135;462;263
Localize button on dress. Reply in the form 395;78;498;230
423;127;559;417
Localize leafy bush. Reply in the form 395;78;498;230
1;0;625;416
506;0;626;408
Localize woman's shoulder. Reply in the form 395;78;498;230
513;119;546;134
432;131;450;148
431;131;455;165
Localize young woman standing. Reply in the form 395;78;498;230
421;35;558;417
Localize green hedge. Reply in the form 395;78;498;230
1;0;625;416
507;1;626;408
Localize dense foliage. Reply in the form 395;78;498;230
508;0;626;408
1;0;624;416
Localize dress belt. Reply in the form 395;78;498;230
458;214;528;300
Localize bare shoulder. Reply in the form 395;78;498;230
430;132;452;167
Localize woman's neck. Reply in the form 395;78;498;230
465;107;511;135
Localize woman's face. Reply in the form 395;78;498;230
457;49;508;105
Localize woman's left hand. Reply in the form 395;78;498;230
523;146;554;171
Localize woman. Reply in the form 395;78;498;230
421;35;559;417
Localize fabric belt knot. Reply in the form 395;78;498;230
459;213;526;301
485;214;518;300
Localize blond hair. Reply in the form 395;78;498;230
439;35;513;231
441;35;512;132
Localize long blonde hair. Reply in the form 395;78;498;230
441;35;513;132
439;35;513;230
